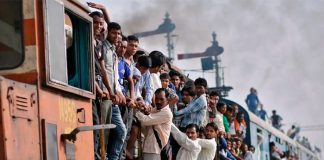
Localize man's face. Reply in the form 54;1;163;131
237;114;244;123
204;126;217;139
115;35;122;48
242;144;248;152
186;127;198;140
108;28;121;44
232;141;237;149
225;110;233;118
117;40;127;57
208;95;219;108
154;91;168;110
182;91;193;104
171;76;180;88
236;140;242;147
161;79;169;89
227;141;232;150
219;106;227;114
150;65;163;74
126;40;139;56
136;65;149;75
195;85;206;96
93;16;104;38
233;105;239;114
249;146;255;153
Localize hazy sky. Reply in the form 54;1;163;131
92;0;324;152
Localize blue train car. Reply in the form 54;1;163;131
222;99;319;160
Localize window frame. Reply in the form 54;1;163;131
43;0;95;99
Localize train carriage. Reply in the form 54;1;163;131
222;99;319;160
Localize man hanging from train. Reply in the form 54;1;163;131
103;21;128;160
88;2;128;159
134;88;173;160
89;10;117;160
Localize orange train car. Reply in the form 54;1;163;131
0;0;101;159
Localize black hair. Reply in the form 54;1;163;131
216;102;227;110
155;88;170;99
194;77;208;88
137;55;151;68
198;126;205;134
236;111;244;119
122;35;128;41
135;50;146;57
127;35;139;42
181;86;196;97
206;122;218;131
149;50;166;68
185;123;199;132
89;11;103;18
160;73;170;80
227;105;234;112
209;91;220;97
180;75;185;81
108;22;121;32
133;50;146;63
169;70;181;78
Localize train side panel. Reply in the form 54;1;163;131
38;89;93;160
1;0;96;159
249;122;271;160
0;77;40;160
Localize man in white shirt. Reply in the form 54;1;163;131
135;88;173;160
198;122;218;160
214;102;227;132
170;123;201;160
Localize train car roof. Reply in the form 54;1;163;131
248;111;296;144
247;109;317;156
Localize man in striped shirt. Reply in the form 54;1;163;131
174;78;208;130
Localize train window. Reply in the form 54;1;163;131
65;9;92;91
43;0;94;97
0;0;24;69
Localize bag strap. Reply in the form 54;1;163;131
152;126;162;149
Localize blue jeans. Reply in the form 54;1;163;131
107;105;127;160
248;105;258;114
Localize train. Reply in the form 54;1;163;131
222;99;319;160
0;0;319;160
0;0;99;159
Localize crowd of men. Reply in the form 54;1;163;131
85;2;300;160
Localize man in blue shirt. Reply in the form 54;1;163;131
175;77;208;130
116;36;134;99
245;87;260;114
257;103;268;121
